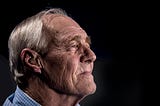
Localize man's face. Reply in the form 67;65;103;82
42;15;96;97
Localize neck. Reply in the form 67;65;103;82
23;77;81;106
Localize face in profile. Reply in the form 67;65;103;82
42;14;96;97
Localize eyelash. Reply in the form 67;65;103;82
67;42;90;51
71;43;80;49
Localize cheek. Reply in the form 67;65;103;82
64;56;79;81
60;55;81;91
43;55;66;84
46;52;71;72
44;53;80;91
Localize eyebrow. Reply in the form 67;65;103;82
86;36;91;45
69;35;91;45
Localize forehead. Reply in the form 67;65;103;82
42;14;80;32
43;14;88;41
59;26;88;41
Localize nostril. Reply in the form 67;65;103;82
84;59;92;64
81;55;96;64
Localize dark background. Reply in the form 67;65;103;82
0;0;145;106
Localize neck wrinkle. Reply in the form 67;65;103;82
24;77;81;106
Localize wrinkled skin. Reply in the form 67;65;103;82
22;14;97;106
42;15;97;97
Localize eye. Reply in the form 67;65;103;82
67;41;80;51
71;43;79;48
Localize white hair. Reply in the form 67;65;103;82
8;8;67;84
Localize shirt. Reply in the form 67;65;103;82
3;86;41;106
3;86;80;106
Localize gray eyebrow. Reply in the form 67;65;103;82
69;36;91;45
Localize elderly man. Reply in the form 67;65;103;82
3;8;96;106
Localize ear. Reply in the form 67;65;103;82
20;48;43;74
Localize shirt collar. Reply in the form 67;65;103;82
13;86;41;106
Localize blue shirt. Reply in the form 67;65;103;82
3;86;80;106
3;86;41;106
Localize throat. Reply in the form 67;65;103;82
23;77;81;106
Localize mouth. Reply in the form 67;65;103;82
80;71;92;75
79;66;93;76
78;63;94;76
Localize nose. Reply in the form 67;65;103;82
80;46;96;63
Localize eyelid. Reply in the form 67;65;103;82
70;41;79;46
67;41;80;51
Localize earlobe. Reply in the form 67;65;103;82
20;48;42;74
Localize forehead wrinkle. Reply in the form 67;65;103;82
43;14;80;31
58;27;85;36
58;27;88;41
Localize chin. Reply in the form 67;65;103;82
87;82;97;94
78;81;97;97
75;73;97;96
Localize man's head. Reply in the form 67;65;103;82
9;8;96;98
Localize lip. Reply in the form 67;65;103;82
79;68;93;76
80;71;92;75
78;63;93;75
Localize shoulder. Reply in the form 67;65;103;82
3;93;15;106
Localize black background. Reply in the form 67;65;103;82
0;0;145;106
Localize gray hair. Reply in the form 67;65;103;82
8;8;67;85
